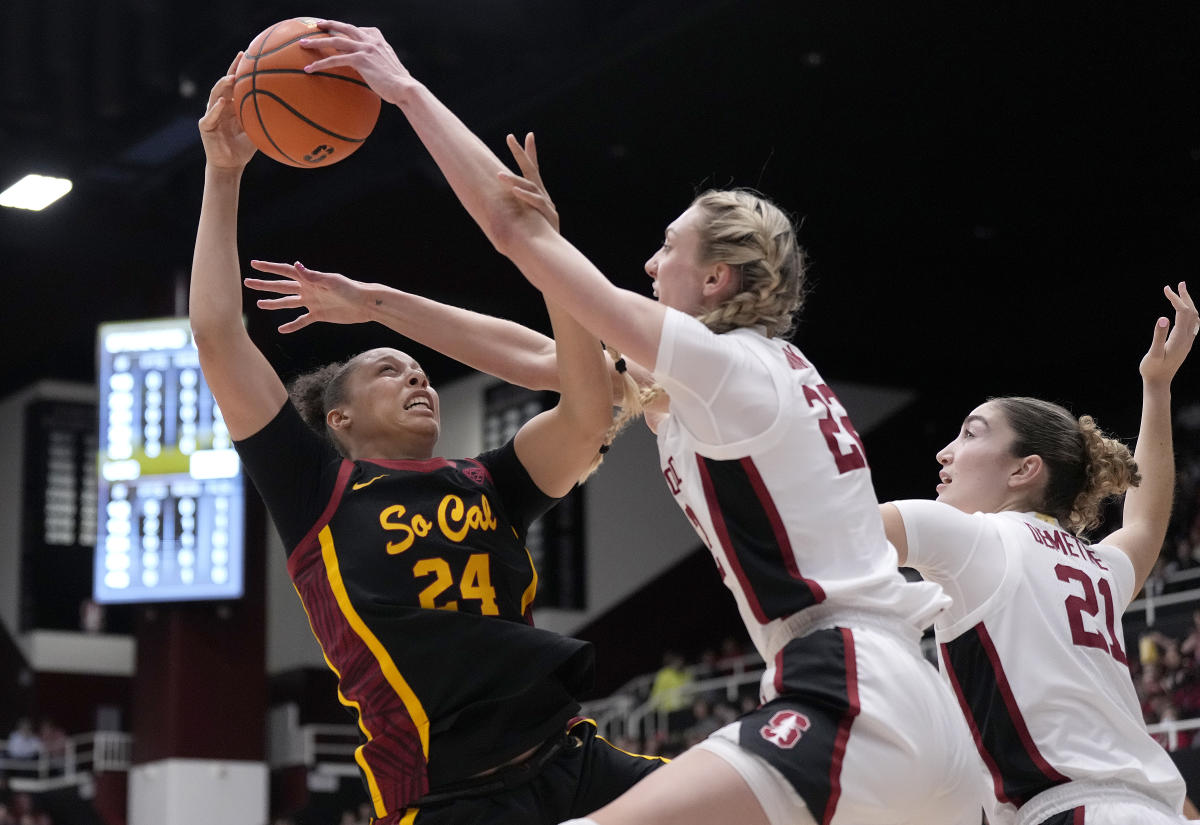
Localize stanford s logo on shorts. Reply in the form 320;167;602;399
760;710;812;749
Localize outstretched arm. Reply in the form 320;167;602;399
246;260;565;391
1105;282;1198;596
244;132;657;402
189;56;288;440
300;21;668;372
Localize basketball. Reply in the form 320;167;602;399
233;18;381;168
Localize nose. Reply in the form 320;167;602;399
407;369;428;388
936;443;953;465
644;252;659;279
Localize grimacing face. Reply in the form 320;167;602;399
338;348;441;455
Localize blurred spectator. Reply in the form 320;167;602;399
648;651;692;725
4;721;40;762
682;698;722;748
715;636;747;674
36;721;65;770
1180;610;1200;665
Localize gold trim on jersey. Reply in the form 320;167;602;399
520;548;539;615
319;525;432;789
573;718;671;764
398;808;419;825
291;581;388;818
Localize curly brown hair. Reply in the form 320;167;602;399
288;359;356;456
991;397;1141;534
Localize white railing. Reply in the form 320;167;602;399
619;667;765;744
1145;715;1200;752
300;724;362;777
0;731;132;792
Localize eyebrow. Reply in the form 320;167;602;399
963;414;989;429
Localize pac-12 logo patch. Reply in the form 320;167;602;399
760;710;811;749
462;465;488;485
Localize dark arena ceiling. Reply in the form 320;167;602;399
2;0;1199;497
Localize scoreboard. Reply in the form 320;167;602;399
94;319;244;603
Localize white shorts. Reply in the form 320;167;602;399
695;624;981;825
1014;780;1188;825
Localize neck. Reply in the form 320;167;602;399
345;434;437;462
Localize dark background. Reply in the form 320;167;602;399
3;0;1198;504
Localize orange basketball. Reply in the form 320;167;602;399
233;18;381;168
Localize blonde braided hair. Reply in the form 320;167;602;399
691;189;807;338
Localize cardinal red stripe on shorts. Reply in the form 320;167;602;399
942;622;1068;806
695;453;824;624
821;627;860;825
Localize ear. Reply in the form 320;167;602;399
701;262;738;297
1007;454;1045;493
327;407;350;433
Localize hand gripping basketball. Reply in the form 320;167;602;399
234;18;381;167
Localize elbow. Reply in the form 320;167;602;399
481;197;539;262
190;316;243;358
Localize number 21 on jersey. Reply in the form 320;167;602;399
1056;564;1127;665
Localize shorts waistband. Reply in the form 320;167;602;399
767;604;924;660
409;729;571;807
1015;780;1179;825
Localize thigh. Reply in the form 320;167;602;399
585;746;773;825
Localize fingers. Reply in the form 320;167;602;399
1165;281;1199;337
498;169;539;194
524;132;539;168
198;96;227;131
1149;316;1170;357
314;19;360;37
248;259;299;276
205;73;234;110
249;259;326;280
243;277;302;295
278;314;314;334
226;51;243;78
255;296;304;310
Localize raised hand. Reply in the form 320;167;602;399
1141;282;1198;388
300;20;411;105
198;53;256;170
500;132;560;233
245;261;371;333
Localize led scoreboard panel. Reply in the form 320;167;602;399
95;318;245;603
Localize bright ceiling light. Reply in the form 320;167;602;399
0;174;73;211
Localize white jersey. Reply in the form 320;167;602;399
653;309;949;696
894;500;1187;824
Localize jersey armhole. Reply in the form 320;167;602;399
933;517;1022;642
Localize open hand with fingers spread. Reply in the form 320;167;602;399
1141;281;1198;388
245;261;372;333
198;53;257;170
